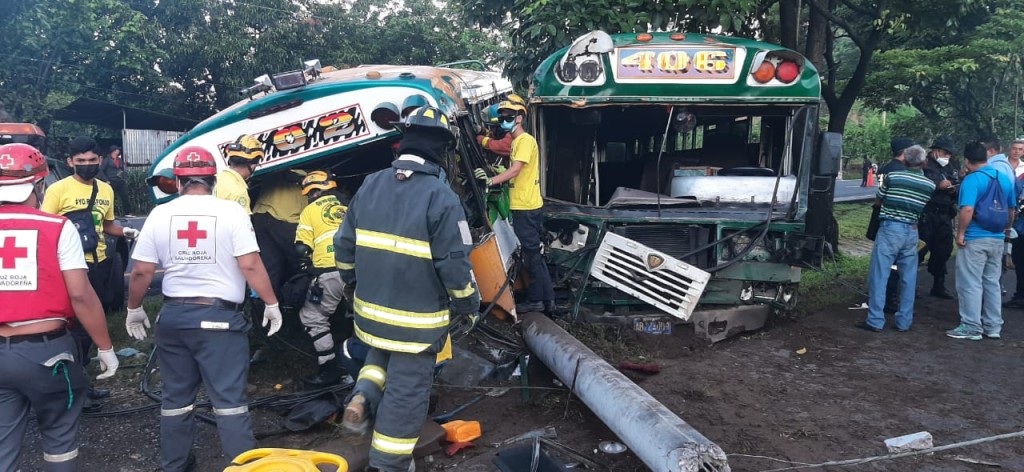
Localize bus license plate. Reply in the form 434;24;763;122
632;318;673;335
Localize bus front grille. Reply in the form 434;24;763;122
614;224;712;268
590;232;711;320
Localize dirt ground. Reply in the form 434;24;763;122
19;259;1024;471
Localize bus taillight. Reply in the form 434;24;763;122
371;102;400;130
752;62;775;83
775;61;800;83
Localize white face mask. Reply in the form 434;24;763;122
936;158;950;167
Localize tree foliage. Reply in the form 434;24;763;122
0;0;505;128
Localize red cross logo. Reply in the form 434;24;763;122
0;236;28;269
186;152;203;162
0;154;13;169
176;221;207;248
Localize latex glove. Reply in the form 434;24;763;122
122;227;140;240
125;306;150;341
96;347;120;380
263;303;283;337
473;168;492;187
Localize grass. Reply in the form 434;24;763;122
796;202;874;314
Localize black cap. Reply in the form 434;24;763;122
930;136;956;155
68;137;98;156
891;137;914;156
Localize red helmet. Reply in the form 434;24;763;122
172;146;218;177
0;143;49;186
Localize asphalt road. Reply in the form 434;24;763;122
834;178;877;202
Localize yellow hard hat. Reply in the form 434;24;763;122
497;100;526;116
506;93;526;107
301;170;337;195
224;134;265;162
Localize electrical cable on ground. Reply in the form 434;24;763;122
729;428;1024;471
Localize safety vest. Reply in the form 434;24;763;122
0;206;74;323
335;156;478;354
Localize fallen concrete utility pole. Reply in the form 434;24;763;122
521;313;730;472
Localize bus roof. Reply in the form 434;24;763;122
147;65;510;203
532;31;820;105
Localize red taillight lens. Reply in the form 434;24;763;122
371;103;400;130
636;33;653;42
156;176;178;195
775;61;800;83
752;62;775;83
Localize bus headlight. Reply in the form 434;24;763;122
579;60;601;82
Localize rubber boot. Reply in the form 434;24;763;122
302;360;343;388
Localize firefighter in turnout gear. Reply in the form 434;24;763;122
295;170;349;386
335;106;480;472
125;146;283;472
0;143;120;472
215;134;264;214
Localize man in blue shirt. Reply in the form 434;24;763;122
982;136;1014;181
949;141;1016;340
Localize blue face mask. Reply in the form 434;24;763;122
500;120;517;133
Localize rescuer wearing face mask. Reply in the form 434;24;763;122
41;136;138;413
918;135;960;299
473;101;554;314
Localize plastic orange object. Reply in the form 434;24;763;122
469;234;516;320
224;448;348;472
442;420;482;443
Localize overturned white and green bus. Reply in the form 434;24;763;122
529;31;842;341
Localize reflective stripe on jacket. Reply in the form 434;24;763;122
335;155;479;354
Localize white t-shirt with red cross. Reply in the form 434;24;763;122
132;194;259;303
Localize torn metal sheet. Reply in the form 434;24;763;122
522;313;730;472
589;232;711;320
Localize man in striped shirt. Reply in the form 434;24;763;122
858;145;936;332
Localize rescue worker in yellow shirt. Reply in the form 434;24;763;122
295;171;349;386
215;134;263;214
252;169;308;296
473;101;554;313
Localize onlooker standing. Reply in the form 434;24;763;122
41;136;138;412
858;145;936;333
861;157;873;187
1004;139;1024;308
919;136;959;299
948;142;1016;340
981;136;1014;180
98;145;128;216
877;137;913;183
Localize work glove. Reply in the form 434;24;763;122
96;347;120;380
473;167;492;187
298;256;312;273
263;303;283;337
125;306;150;341
122;227;140;240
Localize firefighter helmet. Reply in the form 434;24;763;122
397;106;456;141
301;170;337;196
506;93;526;107
483;103;501;124
224;134;265;162
0;143;48;203
173;146;218;177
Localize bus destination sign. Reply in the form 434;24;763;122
615;46;738;81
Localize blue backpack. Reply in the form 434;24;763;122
974;168;1010;233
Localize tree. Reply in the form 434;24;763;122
862;1;1023;140
0;0;166;128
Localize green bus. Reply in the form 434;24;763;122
529;31;841;341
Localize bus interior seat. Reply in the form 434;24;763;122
597;142;643;204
